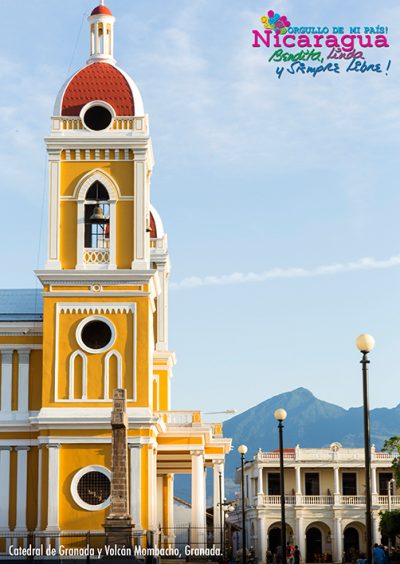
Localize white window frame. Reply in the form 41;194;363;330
76;315;116;355
70;465;111;512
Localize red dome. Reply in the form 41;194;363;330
149;212;157;238
91;5;113;16
61;63;134;116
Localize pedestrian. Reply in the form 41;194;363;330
294;545;300;564
373;543;385;564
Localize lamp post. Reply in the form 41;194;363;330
238;445;248;564
355;333;375;564
387;478;395;554
274;408;287;564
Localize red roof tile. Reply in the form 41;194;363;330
91;5;113;16
61;63;134;116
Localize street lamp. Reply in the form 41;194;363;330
274;408;287;564
238;444;248;564
387;478;396;555
355;333;375;564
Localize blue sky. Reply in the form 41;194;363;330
0;0;399;414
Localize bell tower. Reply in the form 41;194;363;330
36;1;170;416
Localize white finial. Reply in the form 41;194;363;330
100;0;105;4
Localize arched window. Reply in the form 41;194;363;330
84;182;110;250
103;350;122;400
75;171;118;270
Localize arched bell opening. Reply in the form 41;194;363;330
84;181;110;260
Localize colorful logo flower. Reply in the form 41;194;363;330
261;10;291;35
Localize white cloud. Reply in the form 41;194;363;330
171;253;400;289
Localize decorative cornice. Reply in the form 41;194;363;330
35;269;156;286
57;302;135;314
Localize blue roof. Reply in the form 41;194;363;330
0;289;43;321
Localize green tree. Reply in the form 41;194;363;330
379;509;400;539
382;436;400;487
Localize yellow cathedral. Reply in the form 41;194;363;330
0;2;231;552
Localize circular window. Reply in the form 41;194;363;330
71;466;111;511
76;316;116;354
83;105;113;131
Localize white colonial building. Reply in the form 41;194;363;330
234;444;398;563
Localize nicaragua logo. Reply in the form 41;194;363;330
252;9;391;79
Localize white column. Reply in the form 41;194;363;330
258;516;267;562
213;462;224;546
334;517;342;563
108;199;117;269
295;466;302;505
258;467;263;495
372;514;380;544
132;149;149;269
46;149;61;269
46;444;60;531
166;474;174;542
157;476;163;529
296;516;305;561
191;452;205;546
18;351;30;415
129;445;142;529
1;351;13;413
295;466;302;493
333;466;340;505
371;466;377;494
15;447;30;532
36;446;43;531
0;447;11;530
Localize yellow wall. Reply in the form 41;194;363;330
41;295;152;408
59;445;111;531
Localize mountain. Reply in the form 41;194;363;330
221;387;400;496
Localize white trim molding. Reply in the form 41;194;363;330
54;302;136;402
70;465;111;512
68;351;88;400
104;350;122;399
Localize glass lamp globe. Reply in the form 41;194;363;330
238;444;248;455
274;408;287;422
355;334;375;353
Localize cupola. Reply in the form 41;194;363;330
87;1;116;65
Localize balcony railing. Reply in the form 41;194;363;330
155;410;202;426
51;115;148;134
255;494;400;507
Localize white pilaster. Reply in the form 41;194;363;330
46;149;61;269
36;447;43;531
191;452;205;546
0;447;11;530
296;516;305;560
156;264;169;352
213;462;224;546
129;445;142;528
1;351;13;414
334;517;342;563
258;467;263;495
132;149;149;269
46;444;60;531
258;516;266;563
18;351;31;415
15;447;30;532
